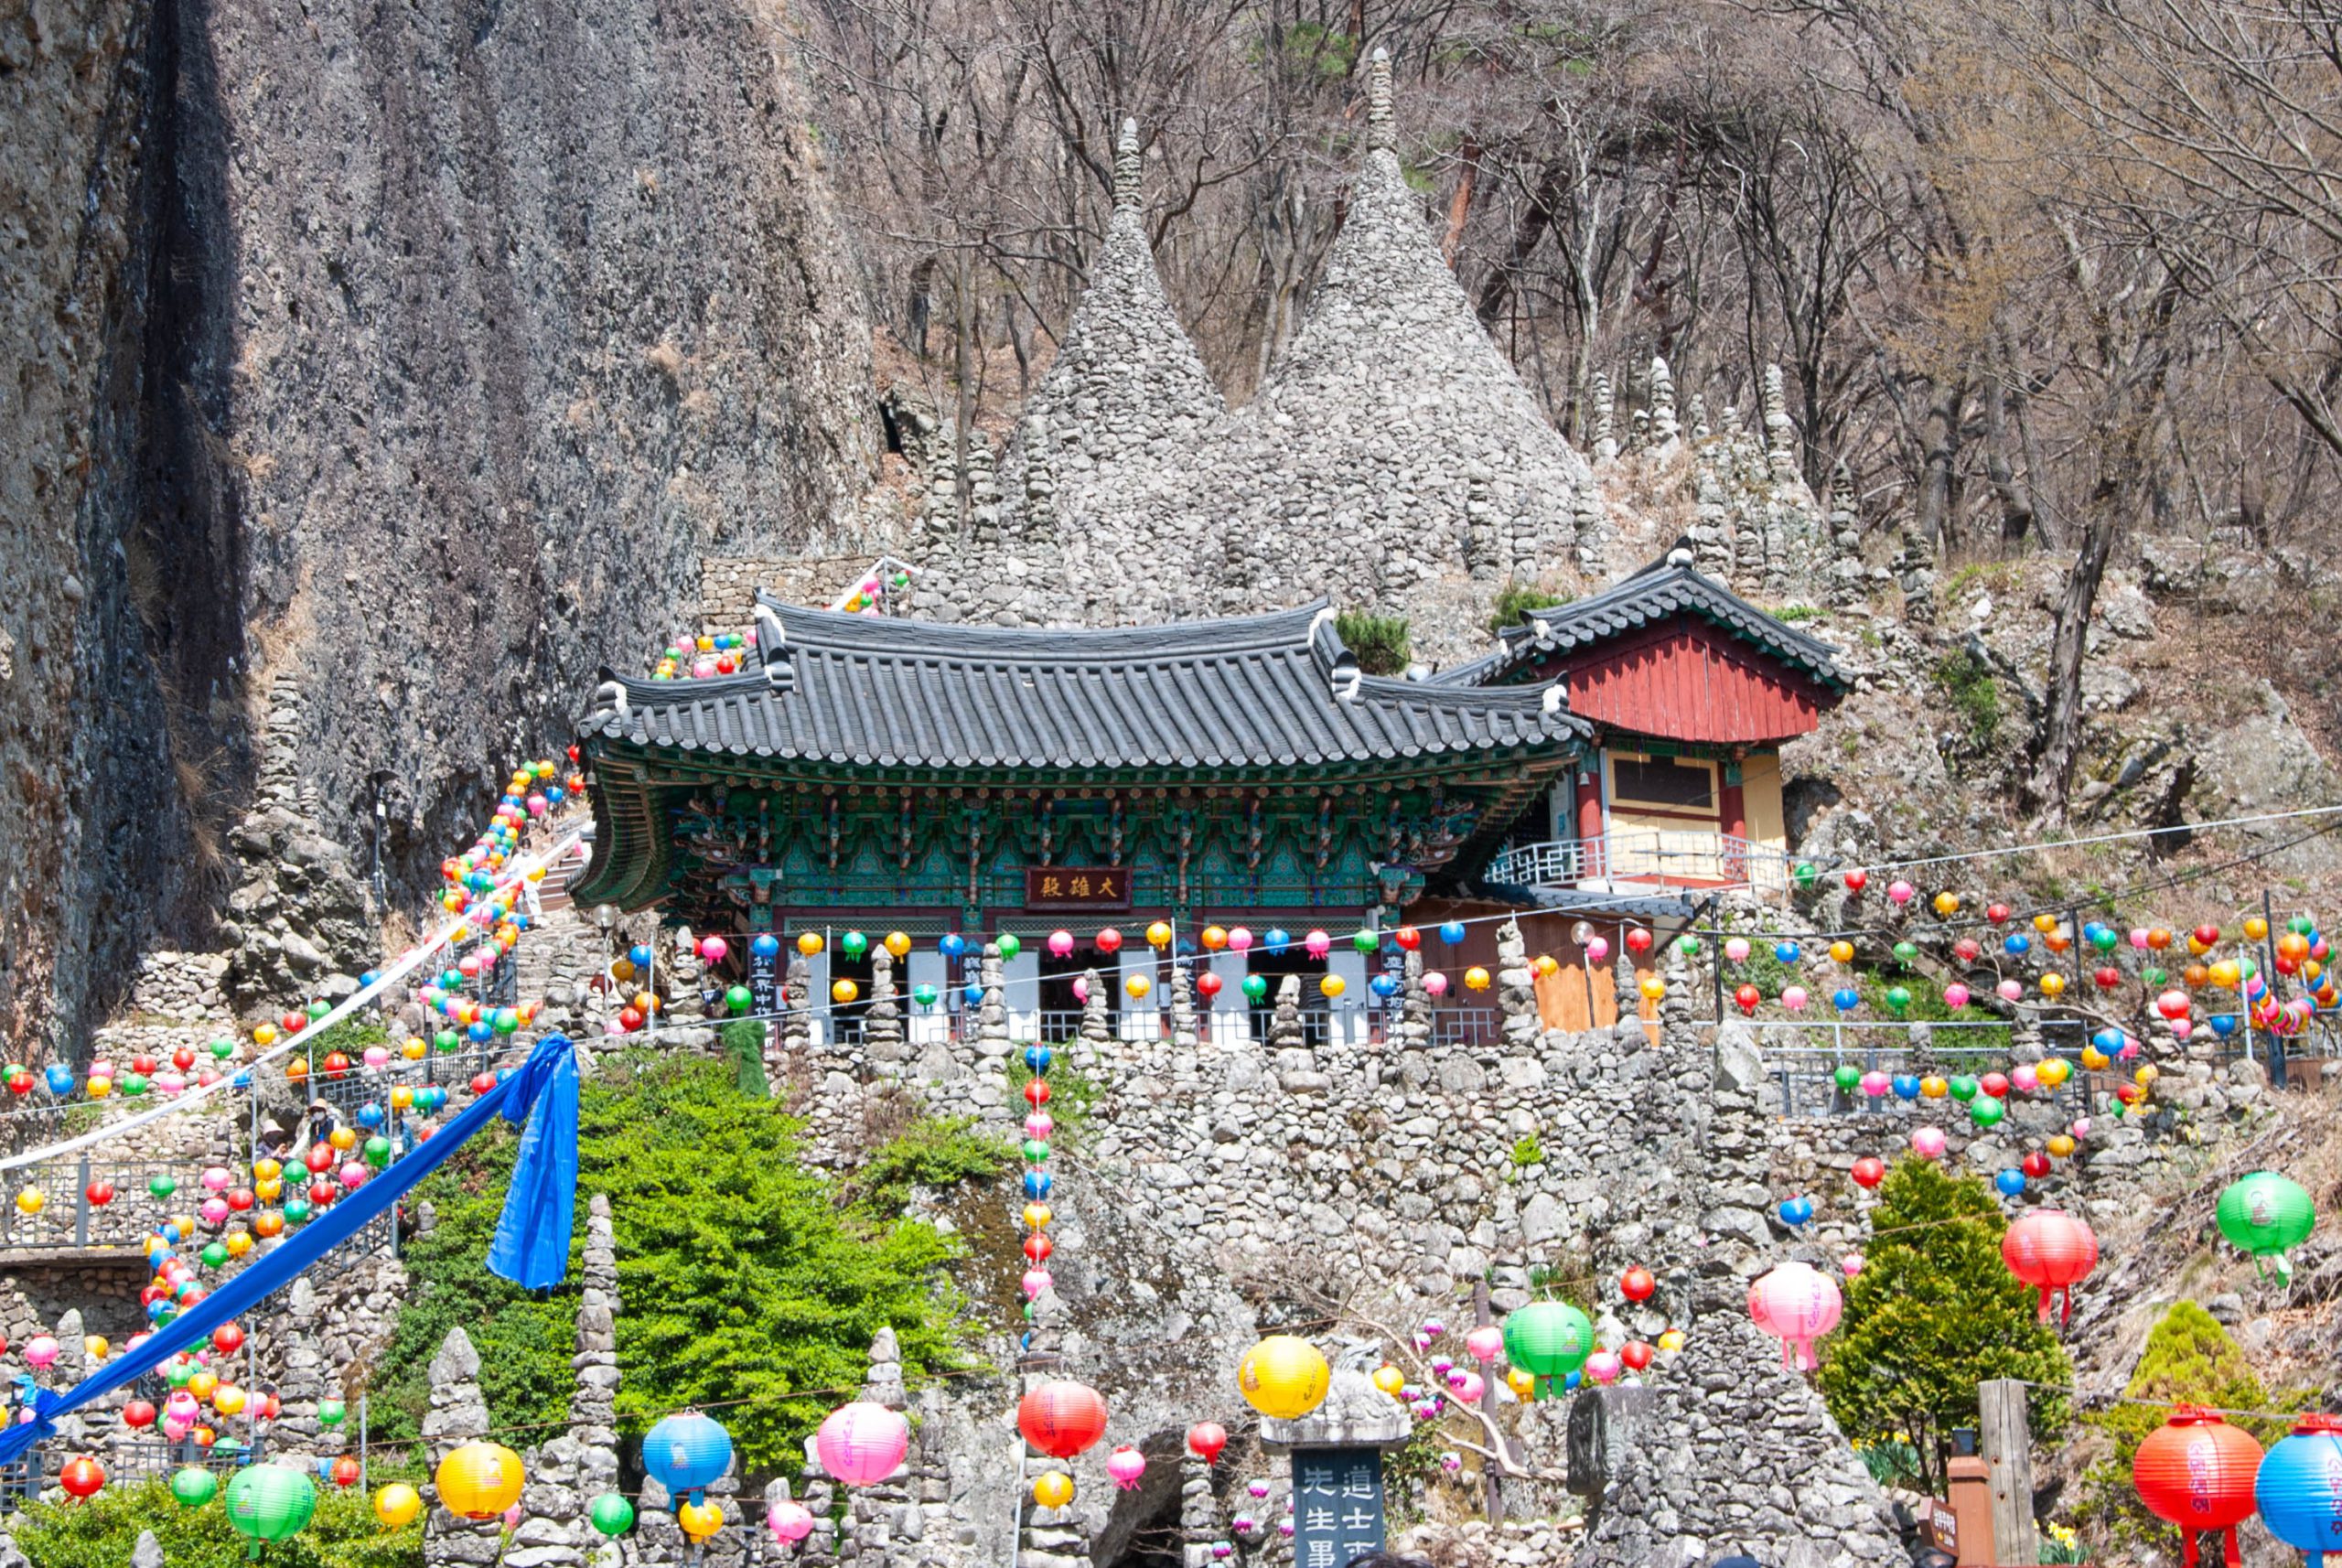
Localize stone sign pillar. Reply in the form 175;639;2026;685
1259;1370;1413;1568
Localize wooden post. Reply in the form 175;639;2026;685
1474;1278;1504;1524
1979;1380;2036;1565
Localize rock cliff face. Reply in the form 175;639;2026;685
0;0;878;1052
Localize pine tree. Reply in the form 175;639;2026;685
1818;1156;2073;1493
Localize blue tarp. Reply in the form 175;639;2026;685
0;1033;581;1466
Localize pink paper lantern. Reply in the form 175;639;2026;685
2070;1116;2091;1139
1887;879;1916;905
700;935;728;964
1584;1351;1621;1385
199;1198;230;1227
817;1402;910;1487
1022;1269;1052;1300
1047;930;1075;959
2130;928;2152;950
1942;983;1970;1010
1911;1126;1947;1160
1996;979;2025;1002
1465;1326;1504;1364
1070;978;1090;1004
1724;938;1751;963
2010;1063;2040;1093
1227;928;1253;953
24;1337;59;1370
200;1167;233;1193
1860;1070;1890;1098
1423;972;1448;998
1585;935;1611;964
1842;1254;1864;1277
1024;1112;1054;1141
1780;985;1808;1012
1453;1370;1486;1402
1106;1446;1147;1491
769;1501;816;1543
1303;930;1330;959
1747;1261;1842;1370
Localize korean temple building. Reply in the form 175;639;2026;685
572;550;1843;1044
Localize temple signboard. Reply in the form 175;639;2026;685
1290;1446;1385;1568
1024;867;1132;910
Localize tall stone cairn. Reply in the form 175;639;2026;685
1365;47;1396;153
866;948;905;1073
1267;975;1324;1093
1393;946;1433;1051
1465;474;1499;581
974;941;1014;1094
922;430;961;540
1574;480;1609;579
1763;363;1800;485
1168;956;1198;1055
1073;964;1112;1072
837;1331;915;1566
779;954;814;1081
1648;356;1681;446
1688;392;1712;443
1690;443;1736;584
1827;461;1866;609
1894;521;1939;627
572;1195;621;1486
422;1328;499;1568
1592;371;1618;462
1497;918;1541;1050
1179;1453;1223;1568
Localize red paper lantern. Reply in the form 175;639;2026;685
1195;972;1223;999
59;1457;104;1499
1624;928;1653;956
470;1073;497;1095
323;1051;351;1079
1850;1156;1885;1190
1094;928;1124;955
2021;1151;2052;1180
1620;1266;1655;1302
1980;1072;2010;1099
1017;1381;1108;1460
1843;870;1867;893
1023;1233;1053;1263
1734;984;1760;1015
1186;1423;1227;1465
1393;927;1421;951
305;1145;334;1175
1987;903;2012;925
1024;1079;1051;1108
84;1181;113;1207
2132;1406;2262;1568
212;1323;244;1355
121;1400;156;1430
2001;1209;2099;1323
1953;938;1982;963
2095;965;2122;990
1619;1340;1653;1371
331;1455;361;1487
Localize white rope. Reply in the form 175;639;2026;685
0;827;587;1175
1836;802;2342;876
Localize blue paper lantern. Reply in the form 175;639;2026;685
939;933;968;959
1774;941;1801;963
642;1412;734;1505
1832;987;1859;1012
628;944;653;970
2257;1418;2342;1563
1994;1169;2027;1197
752;934;780;959
1562;1370;1582;1391
355;1103;384;1130
2092;1026;2124;1054
2210;1014;2239;1037
1778;1197;1813;1226
1263;928;1292;956
2004;933;2031;956
43;1065;72;1095
1892;1074;1921;1100
1369;974;1401;999
467;1020;493;1043
1022;1172;1054;1200
1437;921;1466;946
1023;1047;1053;1072
360;971;379;988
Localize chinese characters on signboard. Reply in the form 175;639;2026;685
748;939;779;1015
1291;1447;1384;1568
1023;867;1133;909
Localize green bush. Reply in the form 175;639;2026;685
2079;1300;2301;1550
1931;649;2004;745
1818;1158;2071;1495
368;1057;997;1474
12;1478;420;1568
1333;611;1412;675
1488;584;1571;633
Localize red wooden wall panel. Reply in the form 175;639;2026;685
1532;619;1826;744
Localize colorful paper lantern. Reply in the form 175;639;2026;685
226;1466;317;1552
435;1442;525;1520
817;1402;910;1487
2001;1210;2099;1322
1106;1446;1148;1490
1747;1262;1842;1370
1187;1423;1227;1465
1501;1302;1594;1394
2254;1413;2342;1564
171;1466;219;1508
2133;1407;2262;1568
1017;1381;1109;1459
768;1500;814;1543
642;1412;734;1505
1237;1336;1330;1420
2216;1171;2315;1283
1033;1471;1075;1509
591;1493;637;1537
374;1482;423;1528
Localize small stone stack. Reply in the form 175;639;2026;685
833;1331;916;1565
866;949;905;1075
1497;919;1541;1051
1072;966;1112;1072
1893;522;1939;627
422;1329;499;1568
1762;365;1799;486
1647;357;1681;450
975;943;1014;1094
1179;1454;1223;1568
1591;373;1618;463
1827;461;1866;610
1391;948;1433;1052
777;955;813;1090
1267;976;1323;1093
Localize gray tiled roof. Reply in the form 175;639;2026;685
578;596;1588;775
1431;561;1845;689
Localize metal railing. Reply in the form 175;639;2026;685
1750;1020;2093;1119
1489;831;1798;897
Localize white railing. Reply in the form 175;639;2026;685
1488;831;1797;897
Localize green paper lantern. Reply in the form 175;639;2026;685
1832;1065;1862;1093
172;1466;220;1508
200;1241;229;1269
996;933;1023;961
725;985;752;1014
1793;861;1818;887
1241;974;1268;1002
1676;935;1702;957
1892;940;1918;965
1351;930;1380;954
1948;1075;1979;1102
149;1174;177;1199
1502;1301;1595;1396
434;1030;461;1054
842;930;869;959
317;1399;346;1428
1885;985;1912;1014
2289;915;2316;937
283;1197;313;1225
306;1000;329;1021
226;1465;317;1559
363;1135;392;1168
2216;1171;2315;1282
1021;1139;1050;1164
912;984;940;1007
2090;927;2119;951
589;1493;636;1537
167;1359;195;1389
122;1073;150;1097
1968;1096;2005;1127
209;1038;236;1059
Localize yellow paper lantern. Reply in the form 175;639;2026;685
435;1442;525;1520
1638;973;1665;1002
1022;1204;1052;1231
1828;940;1855;965
1533;954;1560;977
679;1499;723;1541
1465;966;1491;992
83;1336;108;1362
86;1077;111;1098
1371;1364;1404;1397
212;1383;246;1416
1145;921;1174;950
252;1158;282;1182
2135;1064;2159;1087
1032;1472;1075;1509
188;1371;218;1403
1238;1335;1331;1421
2080;1045;2110;1071
1932;891;1960;917
2246;916;2270;941
2032;913;2057;934
328;1127;358;1153
885;931;911;958
1657;1328;1686;1352
225;1232;253;1260
610;958;637;983
256;1178;283;1204
2038;972;2067;998
1126;973;1152;999
1201;926;1229;951
1319;974;1346;999
14;1187;42;1217
252;1025;277;1047
797;932;824;957
1506;1367;1536;1399
403;1036;427;1060
375;1482;423;1529
2047;1133;2076;1158
2036;1058;2070;1087
832;979;860;1004
392;1087;414;1110
1919;1075;1949;1100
